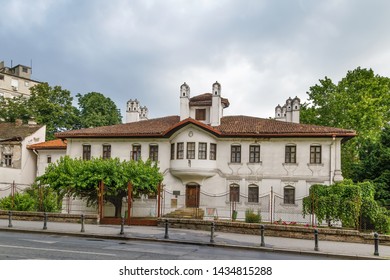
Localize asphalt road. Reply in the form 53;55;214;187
0;231;339;260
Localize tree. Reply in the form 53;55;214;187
303;180;390;233
36;156;163;217
28;83;80;139
350;124;390;207
301;67;390;177
76;92;122;128
0;95;30;123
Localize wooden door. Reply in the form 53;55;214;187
186;184;200;208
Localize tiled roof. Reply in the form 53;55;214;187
0;122;44;141
189;93;230;108
215;116;356;137
56;116;181;138
27;139;67;150
55;115;356;139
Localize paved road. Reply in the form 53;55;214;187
0;231;337;260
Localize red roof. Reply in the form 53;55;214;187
55;115;356;140
27;139;67;150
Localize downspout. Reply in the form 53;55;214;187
329;135;336;185
32;149;39;177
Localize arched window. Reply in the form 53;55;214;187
248;184;259;203
229;184;240;202
283;186;295;204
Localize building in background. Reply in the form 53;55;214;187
0;60;40;99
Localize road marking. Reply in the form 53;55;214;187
0;244;116;257
20;239;58;244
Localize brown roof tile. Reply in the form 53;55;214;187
189;93;230;108
55;116;181;138
0;122;44;141
55;115;356;139
27;139;67;150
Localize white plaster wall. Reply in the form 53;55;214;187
35;149;66;177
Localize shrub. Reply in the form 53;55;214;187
245;208;261;223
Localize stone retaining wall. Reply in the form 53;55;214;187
157;218;390;245
0;210;98;224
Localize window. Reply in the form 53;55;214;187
170;143;175;160
82;145;91;160
285;145;296;163
102;145;111;159
47;155;52;164
231;145;241;163
248;185;259;203
149;145;158;161
230;184;240;202
284;186;295;204
310;145;322;164
195;109;206;121
198;142;207;159
3;154;12;166
187;142;195;159
131;145;141;160
177;142;184;159
22;67;28;73
210;143;217;160
249;145;260;163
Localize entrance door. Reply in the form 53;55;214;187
186;184;200;208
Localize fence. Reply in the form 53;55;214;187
162;188;313;225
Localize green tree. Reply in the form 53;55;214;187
301;67;390;177
28;83;80;139
303;180;390;233
350;124;390;207
0;95;30;123
76;92;122;128
37;156;163;217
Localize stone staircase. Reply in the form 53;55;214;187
164;208;204;219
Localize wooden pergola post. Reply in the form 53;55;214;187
98;180;104;222
127;182;133;225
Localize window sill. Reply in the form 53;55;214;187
247;162;262;165
281;203;298;207
282;163;298;166
307;163;324;167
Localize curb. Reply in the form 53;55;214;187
0;226;384;260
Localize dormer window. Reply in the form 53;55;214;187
195;109;206;121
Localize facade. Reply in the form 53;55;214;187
0;120;46;198
0;60;40;99
27;139;67;177
56;82;356;222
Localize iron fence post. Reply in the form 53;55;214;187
164;219;169;239
314;229;319;251
374;232;379;256
120;216;125;235
210;222;215;243
43;212;48;230
80;214;85;233
8;211;13;228
260;225;265;247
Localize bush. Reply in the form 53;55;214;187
245;208;261;223
0;184;61;212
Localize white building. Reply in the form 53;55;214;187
0;60;40;99
0;120;46;198
55;82;356;222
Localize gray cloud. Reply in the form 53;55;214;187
2;0;390;120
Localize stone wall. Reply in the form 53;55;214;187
157;218;390;245
0;210;98;224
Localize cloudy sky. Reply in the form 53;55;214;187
2;0;390;120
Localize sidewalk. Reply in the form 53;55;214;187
1;219;389;259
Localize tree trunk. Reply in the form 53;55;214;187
107;196;124;218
